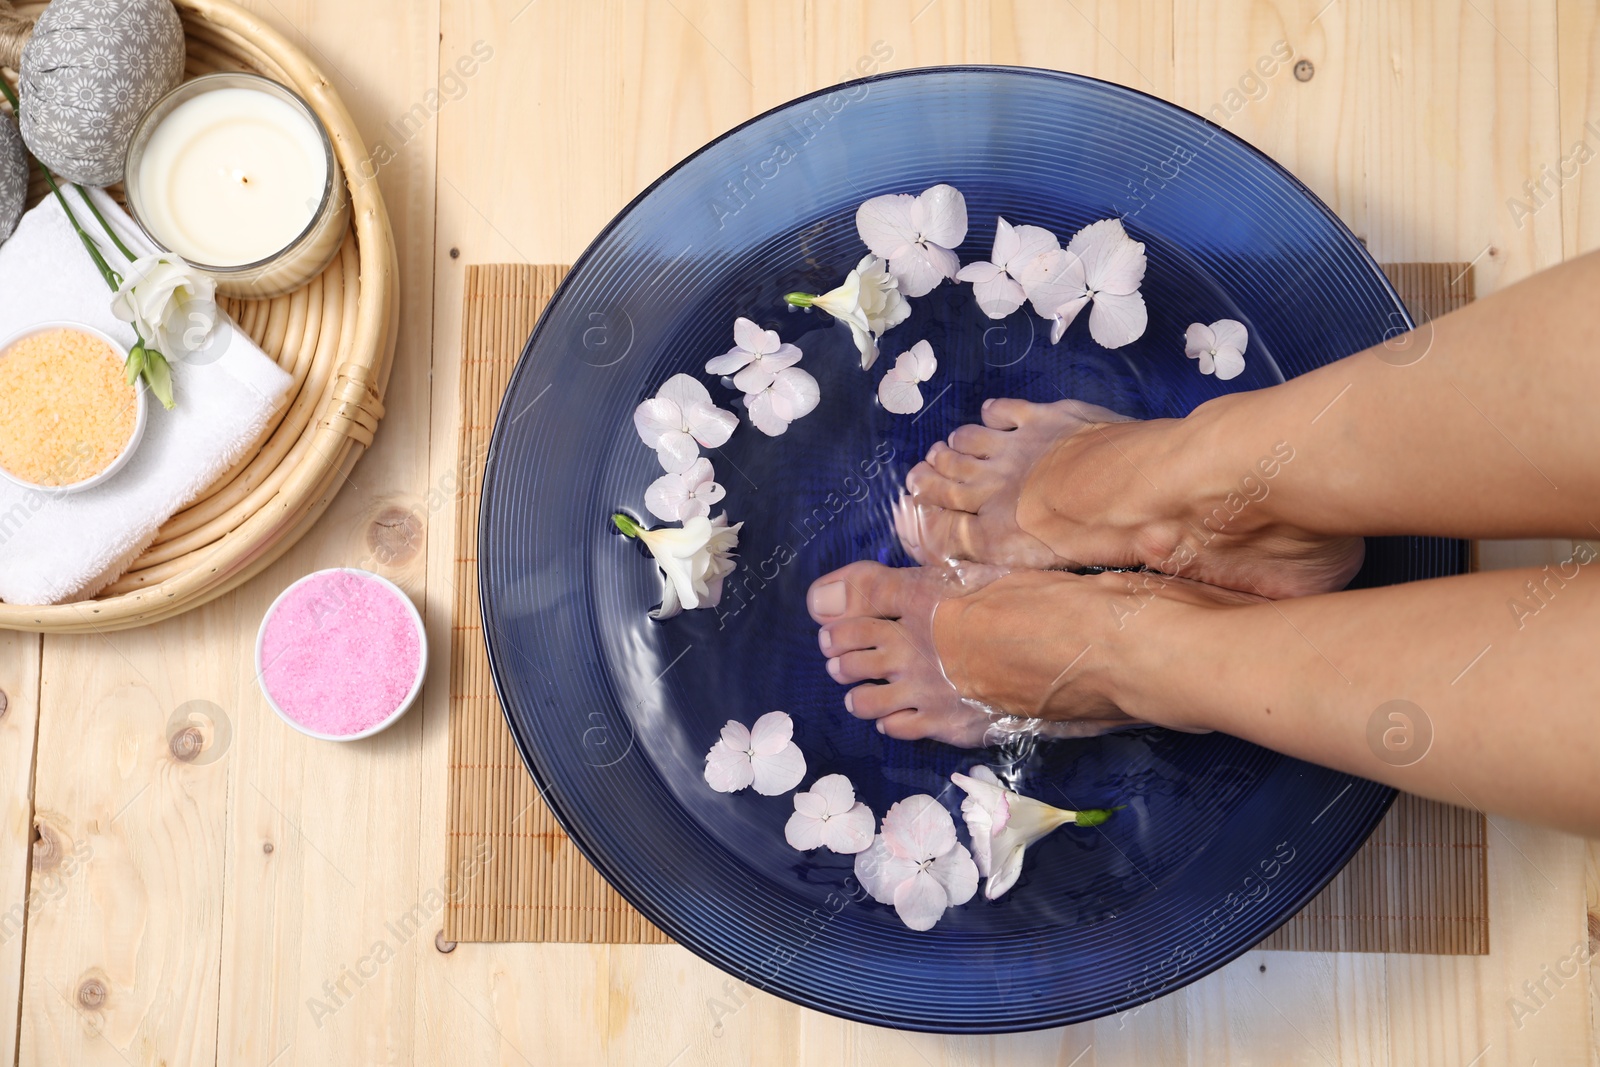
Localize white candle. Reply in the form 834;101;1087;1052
126;74;350;298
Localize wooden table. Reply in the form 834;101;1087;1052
1;2;1595;1064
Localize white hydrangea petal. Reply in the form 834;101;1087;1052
656;373;713;411
733;316;780;355
706;347;755;376
882;794;956;862
655;431;699;473
809;773;856;813
685;401;738;447
956;260;1003;284
732;363;778;394
644;472;690;521
914;183;968;248
970;270;1026;319
749;709;794;754
1212;347;1246;380
1007;223;1061;268
1050;294;1091;344
751;742;806;795
1087;289;1148;349
854;835;913;904
857;193;920;259
704;739;755;792
633;397;683;447
989;216;1021;267
1090;229;1147;295
746;390;792;436
1210;318;1248;354
785;810;829;851
928;841;979;906
793;790;831;819
891;242;957;298
878;374;924;415
906;340;937;381
821;802;876;854
1196;350;1217;375
766;343;805;372
770;367;820;422
892;870;950;931
1183;321;1217;360
1020;249;1085;318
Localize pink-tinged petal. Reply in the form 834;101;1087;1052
809;773;856;814
634;397;683;447
1019;249;1086;319
1195;350;1217;375
732;363;779;395
746;390;791;436
655;431;700;473
892;870;950;931
696;480;726;508
1183;321;1217;360
681;457;714;488
1211;347;1246;380
644;472;690;522
766;343;804;372
749;709;794;754
656;373;713;411
719;719;751;750
1049;295;1090;344
882;794;956;862
955;260;1003;284
1210;319;1248;355
989;217;1020;267
914;184;968;248
770;367;820;421
970;270;1026;320
856;193;919;259
1007;223;1061;268
928;841;979;906
821;802;876;854
793;791;831;820
704;739;754;792
785;811;828;851
890;243;955;298
900;340;936;382
1087;290;1148;349
854;835;917;904
706;347;755;377
685;401;738;448
751;742;807;795
878;374;923;415
1069;218;1145;295
733;316;780;355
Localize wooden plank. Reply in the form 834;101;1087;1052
0;633;40;1067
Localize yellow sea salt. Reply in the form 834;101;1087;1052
0;327;137;486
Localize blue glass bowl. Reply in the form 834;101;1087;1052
479;67;1466;1033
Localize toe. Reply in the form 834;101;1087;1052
926;442;985;484
905;462;984;512
878;708;992;747
843;681;915;720
827;648;892;684
947;423;1006;458
819;615;896;655
980;397;1034;430
807;561;918;621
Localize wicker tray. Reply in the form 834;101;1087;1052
0;0;396;633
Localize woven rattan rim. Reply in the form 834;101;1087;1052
0;0;398;632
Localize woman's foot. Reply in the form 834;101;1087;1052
898;397;1366;600
806;560;1140;746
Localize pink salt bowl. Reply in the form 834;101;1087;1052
255;568;428;741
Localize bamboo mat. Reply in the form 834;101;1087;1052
444;261;1486;955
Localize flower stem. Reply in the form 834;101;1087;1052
783;292;817;308
612;513;642;538
75;183;137;262
1073;807;1119;828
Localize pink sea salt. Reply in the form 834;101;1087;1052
259;569;423;737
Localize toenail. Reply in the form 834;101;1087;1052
810;581;846;617
844;689;854;713
826;657;842;681
875;719;886;734
819;627;833;653
982;398;994;409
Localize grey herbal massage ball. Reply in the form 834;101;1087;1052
0;113;26;242
18;0;186;187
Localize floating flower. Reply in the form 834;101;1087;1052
785;773;874;854
785;254;910;369
705;317;804;392
1047;218;1148;349
877;339;937;415
955;216;1076;320
612;511;742;619
855;184;968;298
745;366;820;437
644;457;725;522
633;374;739;473
1184;319;1248;380
704;710;807;795
853;794;978;930
951;765;1116;900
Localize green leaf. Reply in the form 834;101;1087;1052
144;349;175;410
611;513;642;538
124;344;145;387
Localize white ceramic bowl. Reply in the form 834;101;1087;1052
0;320;147;495
255;567;428;742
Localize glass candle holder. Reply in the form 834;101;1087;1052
123;72;351;299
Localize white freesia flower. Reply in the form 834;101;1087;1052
633;374;739;472
785;773;874;854
613;511;742;619
955;217;1076;320
951;765;1115;900
856;184;968;298
644;457;725;522
1184;319;1248;380
706;317;804;392
877;339;937;415
745;365;820;437
111;252;218;358
704;710;807;795
853;794;978;931
791;254;911;369
1047;218;1148;349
